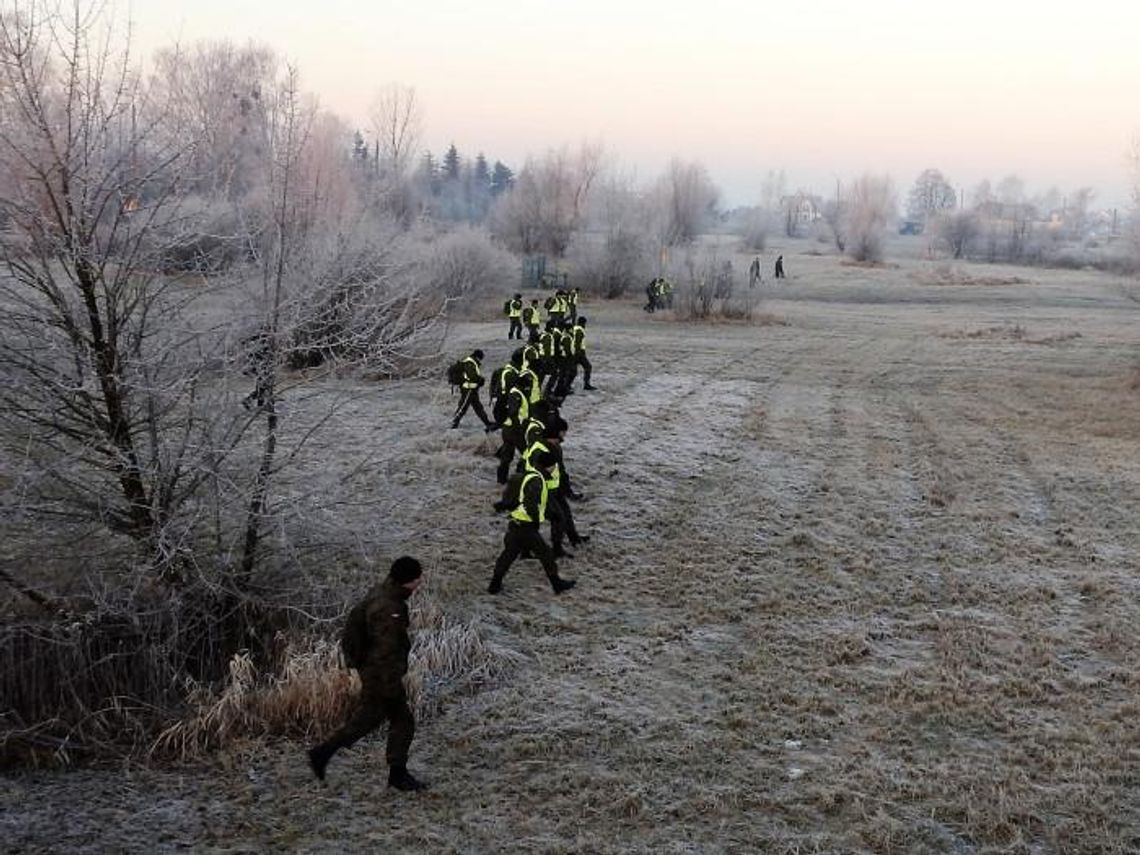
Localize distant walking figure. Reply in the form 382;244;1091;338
774;255;785;280
748;256;761;288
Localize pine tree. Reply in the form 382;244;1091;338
490;160;514;196
474;153;490;188
443;143;461;181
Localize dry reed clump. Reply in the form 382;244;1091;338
151;596;524;762
151;639;355;761
0;587;282;768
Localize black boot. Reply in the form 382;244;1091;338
552;577;576;595
308;743;334;781
487;576;503;594
388;765;428;791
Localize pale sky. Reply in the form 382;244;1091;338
131;0;1140;209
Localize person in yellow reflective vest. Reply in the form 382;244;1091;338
572;316;595;391
516;360;542;406
567;287;580;323
537;322;557;384
451;349;495;431
489;359;517;426
494;375;530;484
523;298;543;338
549;319;577;398
521;417;584;558
520;338;541;373
545;290;565;326
488;449;576;595
506;293;524;340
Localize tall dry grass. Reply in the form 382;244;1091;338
151;593;524;762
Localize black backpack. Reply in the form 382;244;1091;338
446;360;465;387
340;599;370;669
489;366;506;399
503;299;512;315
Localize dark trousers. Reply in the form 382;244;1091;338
525;324;539;340
508;317;523;339
492;522;559;587
496;425;522;483
318;679;414;766
545;361;568;397
553;359;576;396
576;353;592;387
453;388;492;427
548;493;581;550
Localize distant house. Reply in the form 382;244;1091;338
779;193;823;224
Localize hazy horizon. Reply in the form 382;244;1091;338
132;0;1139;210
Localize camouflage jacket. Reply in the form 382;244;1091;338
359;578;412;695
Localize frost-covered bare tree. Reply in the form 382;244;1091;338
148;41;277;200
489;143;604;256
0;0;228;570
652;158;719;246
566;170;653;297
0;7;455;763
906;168;956;229
843;174;896;262
369;83;421;180
823;181;848;253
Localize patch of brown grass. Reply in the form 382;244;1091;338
914;264;1030;287
840;259;900;269
940;324;1081;346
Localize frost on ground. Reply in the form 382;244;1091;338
3;257;1140;853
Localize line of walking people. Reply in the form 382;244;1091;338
451;289;597;596
307;289;600;790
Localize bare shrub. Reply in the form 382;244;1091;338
935;210;981;260
420;225;515;300
845;174;896;263
670;248;755;322
281;220;451;373
565;230;651;299
733;207;770;252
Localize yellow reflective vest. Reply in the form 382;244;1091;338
510;471;548;524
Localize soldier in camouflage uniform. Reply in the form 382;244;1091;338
307;557;427;791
